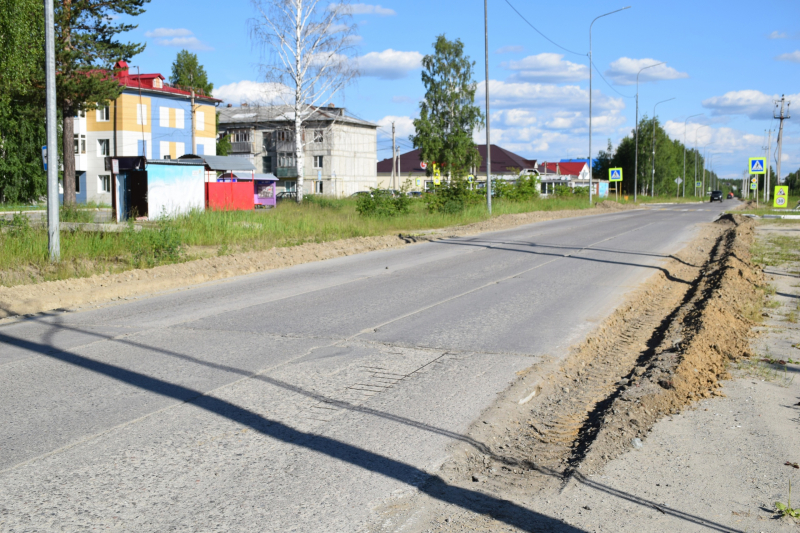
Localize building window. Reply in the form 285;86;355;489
153;78;163;88
314;129;324;143
232;130;252;143
74;134;86;154
278;152;295;168
98;139;110;156
313;155;323;169
263;131;273;150
262;156;273;173
136;104;147;125
196;111;205;131
315;181;323;194
98;174;111;193
75;173;81;193
96;106;110;122
276;130;292;142
281;180;296;192
159;107;169;127
175;108;184;129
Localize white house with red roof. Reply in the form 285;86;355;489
70;60;220;204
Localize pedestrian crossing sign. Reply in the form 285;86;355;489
749;157;766;174
609;168;622;182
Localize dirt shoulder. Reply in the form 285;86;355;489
0;202;635;319
366;215;800;532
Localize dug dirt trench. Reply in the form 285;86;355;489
369;214;766;532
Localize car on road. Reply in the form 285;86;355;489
350;191;372;198
709;190;724;202
407;191;423;198
727;192;735;199
276;191;297;202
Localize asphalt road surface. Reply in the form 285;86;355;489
0;203;733;532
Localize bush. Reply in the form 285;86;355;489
356;188;411;217
304;194;341;210
424;179;481;213
60;204;94;223
125;218;184;268
494;175;540;202
573;186;589;197
553;184;573;198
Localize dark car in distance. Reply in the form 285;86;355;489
709;190;724;202
276;191;297;202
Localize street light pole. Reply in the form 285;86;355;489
484;0;491;214
702;142;714;196
589;6;630;205
44;0;59;261
651;97;675;197
693;125;708;197
634;62;663;202
682;113;703;198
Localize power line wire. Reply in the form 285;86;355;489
590;59;634;99
501;0;585;57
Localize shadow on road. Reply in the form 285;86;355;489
0;316;743;532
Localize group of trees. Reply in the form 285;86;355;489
594;117;718;197
0;0;221;205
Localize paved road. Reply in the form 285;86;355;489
0;203;731;532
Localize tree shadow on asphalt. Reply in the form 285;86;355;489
0;321;746;532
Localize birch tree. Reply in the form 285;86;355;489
250;0;358;203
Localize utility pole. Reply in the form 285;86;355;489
391;121;396;191
44;0;59;261
484;0;492;214
773;95;791;186
763;129;772;203
190;74;196;156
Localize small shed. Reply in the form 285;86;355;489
200;156;259;211
107;157;205;221
217;172;279;209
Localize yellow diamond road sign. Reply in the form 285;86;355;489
749;157;766;174
609;168;622;182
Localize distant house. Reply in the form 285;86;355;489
217;103;378;197
377;144;537;190
70;60;219;204
537;161;608;196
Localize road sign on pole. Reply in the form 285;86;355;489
749;157;766;174
695;180;702;187
674;177;683;184
609;168;622;182
773;186;789;208
750;176;758;190
420;161;427;170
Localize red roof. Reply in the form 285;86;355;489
113;61;219;102
538;161;586;176
377;144;536;175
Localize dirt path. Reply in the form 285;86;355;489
0;202;635;319
366;214;793;532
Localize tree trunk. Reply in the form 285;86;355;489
295;113;304;203
62;114;76;205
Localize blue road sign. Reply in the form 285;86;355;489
749;157;766;174
609;168;622;182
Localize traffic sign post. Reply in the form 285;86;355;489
773;186;789;208
609;168;622;181
674;177;683;198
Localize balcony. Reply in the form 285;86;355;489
277;167;298;178
230;141;255;153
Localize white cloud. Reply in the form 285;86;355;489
700;90;800;120
776;51;800;63
477;80;624;114
213;81;293;105
377;115;415;140
145;28;193;38
502;53;588;83
604;57;688;85
768;31;789;39
145;28;212;51
496;45;523;54
331;3;396;15
391;95;412;103
358;49;423;79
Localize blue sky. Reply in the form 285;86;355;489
125;0;800;180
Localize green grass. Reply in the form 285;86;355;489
0;196;606;287
752;234;800;267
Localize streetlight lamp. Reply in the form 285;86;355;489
651;97;675;197
702;142;714;196
589;6;630;205
634;62;664;202
694;124;709;197
682;113;703;197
